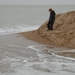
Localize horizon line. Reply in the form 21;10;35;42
0;4;74;6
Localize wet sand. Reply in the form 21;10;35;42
20;30;61;47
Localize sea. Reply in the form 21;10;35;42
0;5;75;75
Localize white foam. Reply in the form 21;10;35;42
23;59;27;63
0;25;40;35
27;45;40;51
1;44;75;75
53;53;75;61
27;45;75;62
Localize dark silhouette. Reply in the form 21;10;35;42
47;8;56;31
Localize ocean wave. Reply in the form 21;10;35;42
0;25;40;35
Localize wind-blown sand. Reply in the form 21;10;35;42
20;11;75;49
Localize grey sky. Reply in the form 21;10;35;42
0;0;75;5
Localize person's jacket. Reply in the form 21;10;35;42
49;11;56;23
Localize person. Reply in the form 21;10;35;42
47;8;56;31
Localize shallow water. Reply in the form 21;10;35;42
0;34;75;75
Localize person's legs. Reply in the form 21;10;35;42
50;22;54;30
47;22;54;31
47;21;51;30
47;24;49;30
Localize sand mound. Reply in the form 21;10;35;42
37;11;75;48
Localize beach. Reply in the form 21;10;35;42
0;5;75;75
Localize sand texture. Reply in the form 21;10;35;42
20;11;75;48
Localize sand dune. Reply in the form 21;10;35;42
20;11;75;48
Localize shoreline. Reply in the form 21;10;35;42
19;31;75;58
19;30;69;48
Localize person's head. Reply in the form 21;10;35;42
49;8;53;12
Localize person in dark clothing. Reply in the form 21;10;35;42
47;8;56;31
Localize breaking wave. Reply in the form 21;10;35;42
0;25;40;35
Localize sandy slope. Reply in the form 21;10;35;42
20;11;75;48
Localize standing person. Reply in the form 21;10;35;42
47;8;56;31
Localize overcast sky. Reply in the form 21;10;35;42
0;0;75;5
